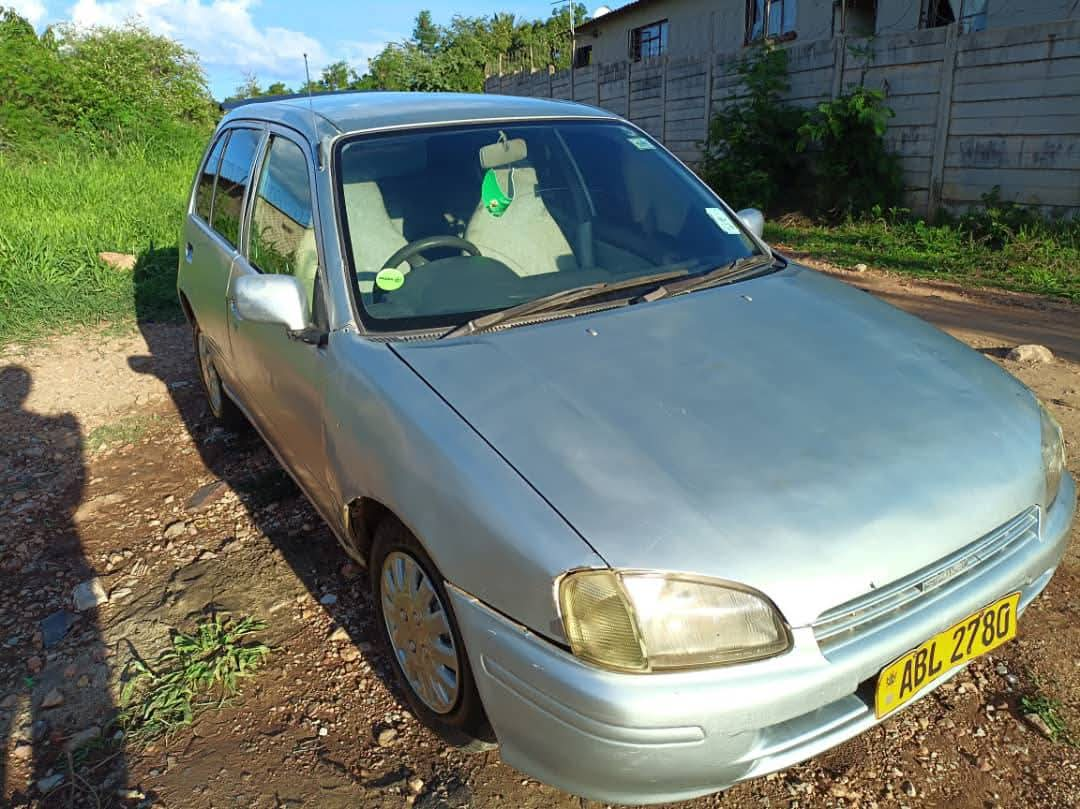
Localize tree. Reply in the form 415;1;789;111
413;10;439;55
319;60;350;91
351;5;590;93
265;81;291;96
234;72;263;99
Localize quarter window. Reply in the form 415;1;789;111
249;137;319;314
211;127;262;248
194;134;227;222
629;20;668;61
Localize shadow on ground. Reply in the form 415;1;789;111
0;365;128;806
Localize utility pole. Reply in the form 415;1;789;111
551;0;577;97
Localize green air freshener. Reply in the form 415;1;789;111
482;168;514;218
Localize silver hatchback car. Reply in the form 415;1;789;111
178;92;1074;804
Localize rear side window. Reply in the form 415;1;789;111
194;134;227;221
211;128;262;248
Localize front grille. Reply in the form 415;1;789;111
813;507;1039;656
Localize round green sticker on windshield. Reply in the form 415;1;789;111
375;267;405;291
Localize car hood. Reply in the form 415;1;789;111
393;266;1044;626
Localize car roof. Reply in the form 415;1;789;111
220;91;620;143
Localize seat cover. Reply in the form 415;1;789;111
464;167;575;277
342;182;409;293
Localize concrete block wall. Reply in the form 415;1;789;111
486;19;1080;216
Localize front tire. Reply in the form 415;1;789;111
370;518;491;746
193;324;244;428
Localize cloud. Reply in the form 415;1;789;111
10;0;47;26
67;0;329;85
339;35;399;74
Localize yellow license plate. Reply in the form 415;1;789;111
875;592;1019;719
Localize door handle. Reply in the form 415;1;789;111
185;243;194;263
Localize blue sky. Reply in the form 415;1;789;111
11;0;579;98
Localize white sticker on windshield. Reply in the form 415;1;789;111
705;207;741;235
627;135;656;150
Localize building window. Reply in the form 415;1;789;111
837;0;877;37
747;0;797;42
923;0;987;33
574;44;592;68
629;20;668;61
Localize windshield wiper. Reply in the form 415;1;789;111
647;254;781;300
441;268;690;339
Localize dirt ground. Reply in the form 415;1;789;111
1;263;1078;809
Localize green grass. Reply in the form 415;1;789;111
1020;693;1075;746
120;614;270;743
766;213;1080;301
86;413;162;449
0;129;207;342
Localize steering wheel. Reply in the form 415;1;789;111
383;235;482;270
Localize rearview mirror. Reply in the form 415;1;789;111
233;274;309;332
736;208;765;239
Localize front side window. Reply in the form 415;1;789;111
335;120;762;333
212;127;262;248
194;134;227;221
629;20;668;61
249;136;319;314
747;0;797;42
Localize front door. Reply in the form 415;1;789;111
227;130;331;499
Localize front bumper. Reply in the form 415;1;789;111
449;476;1075;805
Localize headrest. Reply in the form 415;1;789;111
480;136;528;169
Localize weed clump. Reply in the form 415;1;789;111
120;615;270;742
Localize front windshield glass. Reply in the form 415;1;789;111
335;119;762;331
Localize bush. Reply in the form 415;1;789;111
699;46;805;213
798;86;903;216
700;45;905;219
0;8;215;152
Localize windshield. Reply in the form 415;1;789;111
334;119;763;332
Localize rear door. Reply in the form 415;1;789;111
227;128;333;498
182;124;265;389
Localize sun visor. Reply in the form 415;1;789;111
479;136;527;169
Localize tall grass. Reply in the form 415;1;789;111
0;129;207;342
766;212;1080;301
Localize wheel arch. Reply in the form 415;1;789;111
341;495;393;566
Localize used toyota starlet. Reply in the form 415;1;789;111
178;92;1074;804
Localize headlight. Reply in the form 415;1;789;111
558;570;791;672
1040;402;1066;511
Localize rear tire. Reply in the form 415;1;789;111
193;323;244;429
370;518;493;748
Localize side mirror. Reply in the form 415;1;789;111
736;208;765;239
233;274;309;333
